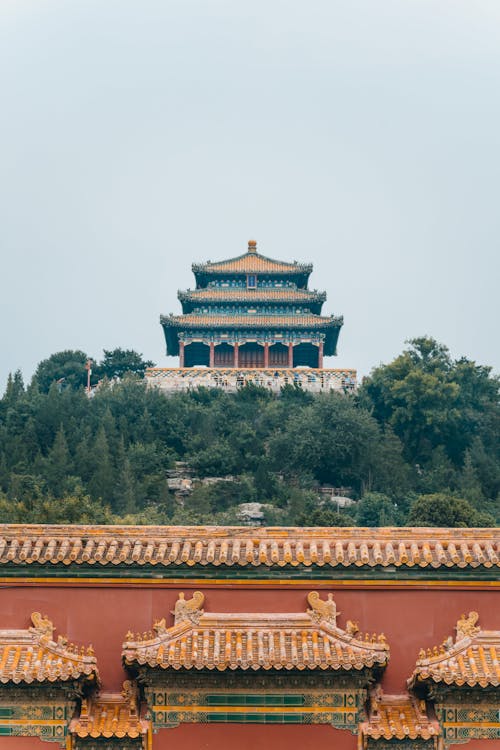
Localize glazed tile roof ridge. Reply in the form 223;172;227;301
192;250;312;275
178;288;326;302
408;612;500;689
0;525;498;569
0;612;98;686
359;689;440;742
161;313;341;328
122;591;389;672
69;681;148;740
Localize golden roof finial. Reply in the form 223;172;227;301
248;239;257;254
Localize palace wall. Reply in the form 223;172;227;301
1;584;497;693
1;527;498;749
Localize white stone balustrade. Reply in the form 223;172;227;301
145;367;357;394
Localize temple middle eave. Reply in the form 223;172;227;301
177;288;327;314
160;314;343;356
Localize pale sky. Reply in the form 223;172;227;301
1;0;499;389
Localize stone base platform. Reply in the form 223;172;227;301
145;367;357;394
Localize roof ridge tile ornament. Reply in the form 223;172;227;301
30;611;55;638
307;591;338;626
171;591;205;625
455;610;480;641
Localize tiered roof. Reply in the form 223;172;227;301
162;313;341;329
161;240;343;358
359;690;440;744
0;612;98;686
178;287;326;314
409;612;500;690
192;240;312;283
1;526;498;571
122;591;388;673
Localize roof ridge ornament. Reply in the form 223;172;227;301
307;591;338;625
172;591;205;625
248;239;257;254
30;611;55;638
456;610;480;641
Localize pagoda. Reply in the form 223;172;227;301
160;240;343;369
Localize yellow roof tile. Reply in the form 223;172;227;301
122;591;389;672
0;526;497;569
193;249;312;275
0;612;98;686
409;612;500;689
162;313;341;328
69;681;149;741
179;288;323;302
359;690;440;742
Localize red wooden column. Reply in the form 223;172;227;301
209;342;215;368
264;343;269;368
288;343;294;368
234;343;239;367
318;341;324;369
179;341;185;368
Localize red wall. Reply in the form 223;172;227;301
1;584;497;692
0;730;496;750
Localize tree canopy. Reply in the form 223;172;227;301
0;337;498;527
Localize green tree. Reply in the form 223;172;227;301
2;370;25;404
88;427;115;503
407;493;495;527
33;350;90;392
356;492;399;526
43;425;72;497
96;349;154;380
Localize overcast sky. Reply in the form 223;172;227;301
1;0;499;389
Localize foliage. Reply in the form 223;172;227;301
34;350;89;392
407;493;495;528
0;337;498;526
94;348;155;380
31;348;154;393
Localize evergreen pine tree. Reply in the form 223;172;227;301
458;449;483;505
44;425;72;497
88;427;115;504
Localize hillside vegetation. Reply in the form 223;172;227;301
0;338;498;527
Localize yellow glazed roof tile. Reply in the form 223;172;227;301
122;591;389;672
69;681;148;740
179;288;323;302
359;690;440;742
0;525;498;569
0;612;98;686
409;612;500;689
192;245;312;275
161;313;338;328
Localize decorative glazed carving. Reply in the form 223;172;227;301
307;591;338;625
455;611;480;640
30;612;55;638
172;591;205;624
